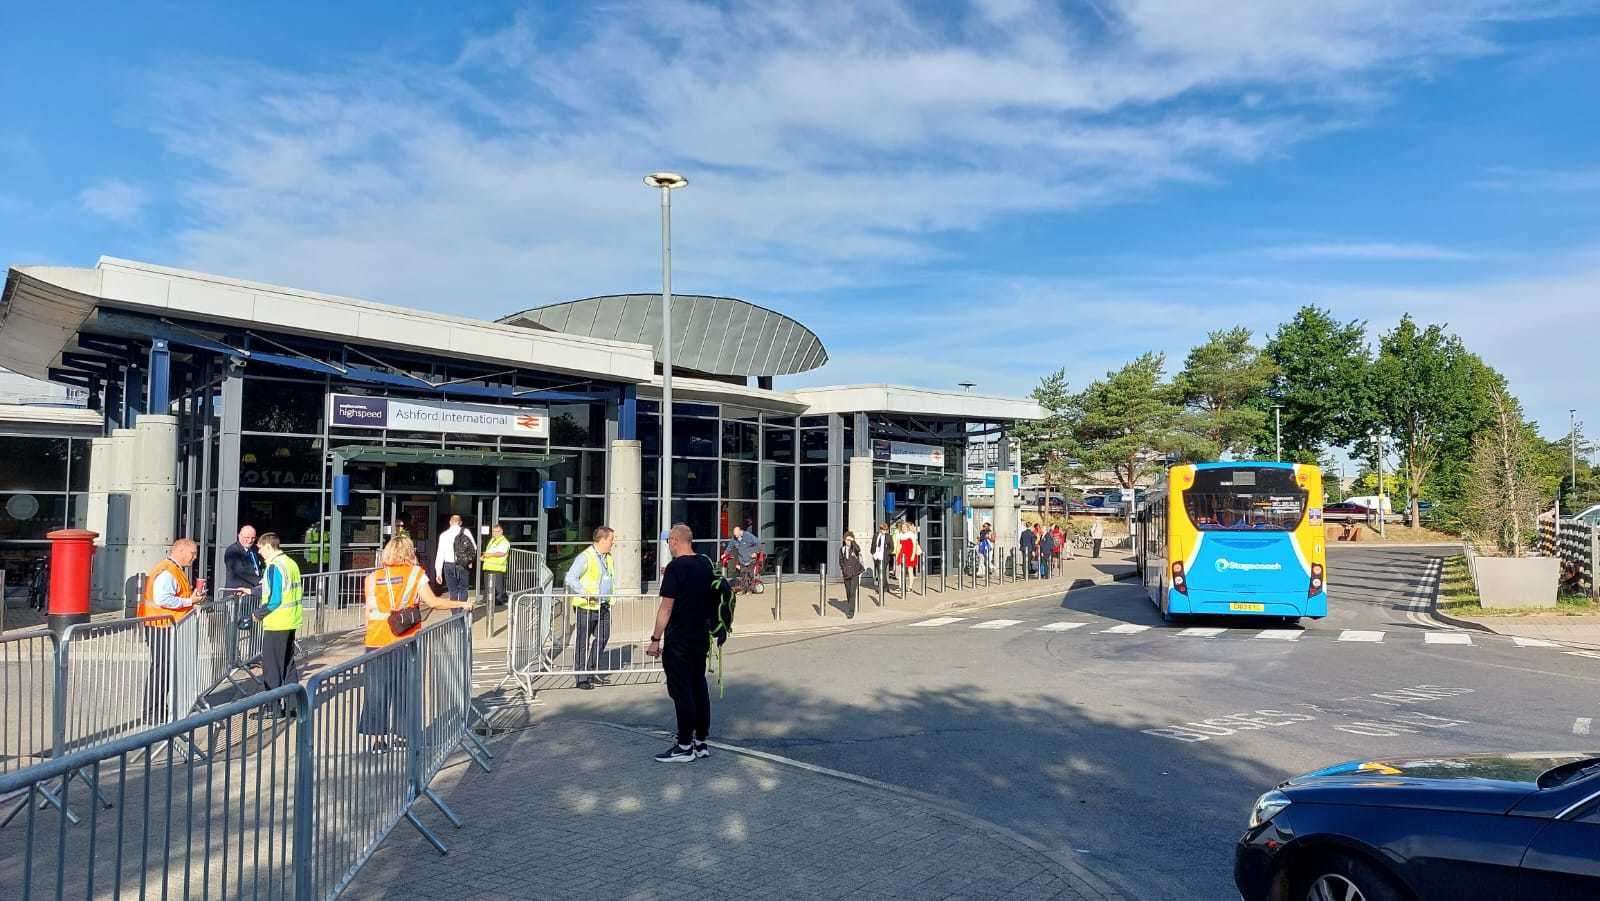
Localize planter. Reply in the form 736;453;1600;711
1473;555;1560;609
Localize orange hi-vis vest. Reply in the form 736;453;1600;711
139;558;195;627
364;564;425;648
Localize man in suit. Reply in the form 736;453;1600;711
223;525;263;626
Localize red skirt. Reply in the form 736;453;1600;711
896;537;917;567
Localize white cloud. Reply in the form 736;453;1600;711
77;179;150;225
1258;242;1477;262
1477;165;1600;193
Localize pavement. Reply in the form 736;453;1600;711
345;721;1120;901
1436;613;1600;650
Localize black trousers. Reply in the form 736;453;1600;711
261;628;296;689
844;575;860;615
1092;538;1103;558
663;644;711;745
359;650;414;738
145;628;172;723
575;605;611;679
443;562;470;601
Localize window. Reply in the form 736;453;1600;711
241;379;326;434
800;428;829;463
238;491;323;544
762;426;795;463
1181;467;1306;531
722;420;759;460
547;451;606;496
671;459;718;497
764;465;795;501
799;466;828;501
763;502;796;539
547;497;606;543
798;540;829;572
0;494;69;540
673;416;719;458
799;503;829;539
722;461;759;500
240;436;324;490
548;402;607;448
0;437;68;491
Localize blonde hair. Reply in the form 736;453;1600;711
381;535;418;567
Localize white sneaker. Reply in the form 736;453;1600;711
693;741;711;759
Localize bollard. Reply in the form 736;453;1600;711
920;558;928;596
775;562;783;620
820;562;827;616
46;528;98;636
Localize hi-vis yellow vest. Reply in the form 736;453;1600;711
482;535;511;573
571;547;613;611
261;553;304;631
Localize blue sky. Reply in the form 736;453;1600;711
2;1;1599;441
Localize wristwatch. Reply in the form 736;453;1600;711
650;636;661;642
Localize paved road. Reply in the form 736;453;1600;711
532;545;1600;899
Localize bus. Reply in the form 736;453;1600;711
1135;462;1327;623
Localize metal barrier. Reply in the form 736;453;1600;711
505;589;662;698
0;628;56;781
2;613;488;900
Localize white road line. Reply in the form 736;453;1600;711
1256;630;1303;641
1338;630;1386;643
1037;622;1090;632
1512;637;1560;648
1424;632;1473;646
1575;717;1593;736
1567;650;1600;660
972;619;1023;630
911;617;965;627
1099;624;1151;635
1177;627;1226;638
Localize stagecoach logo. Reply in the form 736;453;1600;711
1215;558;1283;573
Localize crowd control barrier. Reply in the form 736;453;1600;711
1;628;57;781
505;588;663;699
0;613;486;900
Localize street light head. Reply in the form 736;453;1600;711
644;172;689;189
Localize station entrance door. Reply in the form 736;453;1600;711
876;473;965;576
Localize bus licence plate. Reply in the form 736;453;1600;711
1230;602;1265;612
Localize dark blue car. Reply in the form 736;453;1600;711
1236;752;1600;900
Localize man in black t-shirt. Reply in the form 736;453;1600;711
646;523;715;763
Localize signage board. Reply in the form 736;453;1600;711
872;439;945;468
328;393;550;439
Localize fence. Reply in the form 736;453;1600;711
1538;515;1599;597
0;612;485;900
1;628;57;781
505;588;661;698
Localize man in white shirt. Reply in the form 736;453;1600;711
434;514;477;602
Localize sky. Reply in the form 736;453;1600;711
2;1;1599;442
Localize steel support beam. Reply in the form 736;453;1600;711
146;338;171;413
211;364;244;584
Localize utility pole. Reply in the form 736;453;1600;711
1571;409;1579;503
1369;429;1387;539
645;172;688;577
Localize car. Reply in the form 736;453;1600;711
1571;504;1600;526
1321;501;1371;520
1236;752;1600;900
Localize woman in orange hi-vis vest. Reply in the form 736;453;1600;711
359;535;470;750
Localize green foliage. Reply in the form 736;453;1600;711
1262;306;1372;456
1074;353;1195;488
1175;326;1277;458
1459;384;1542;555
1013;368;1079;491
1368;316;1501;528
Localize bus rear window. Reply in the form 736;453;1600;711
1181;467;1306;531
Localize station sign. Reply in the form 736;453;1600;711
328;393;549;439
872;439;945;468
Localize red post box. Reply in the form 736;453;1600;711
46;528;98;635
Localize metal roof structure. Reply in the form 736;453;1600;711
500;294;827;378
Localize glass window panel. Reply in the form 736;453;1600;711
671;402;720;418
0;494;66;540
639;414;661;457
383;462;442;492
762;427;795;463
843;423;855;461
339;517;385;546
642;455;660;495
762;465;795;501
68;440;89;492
798;540;829;572
722;500;758;539
548;451;606;496
669;500;719;543
240;435;324;491
345;461;383;491
237;491;323;545
800;416;828;428
241;378;326;433
672;459;718;497
722;420;758;460
764;415;797;429
549;402;607;448
0;437;68;492
762;502;795;539
547;497;606;544
673;416;719;458
799;503;829;540
800;466;828;501
800;429;829;463
449;465;498;492
344;492;384;518
496;495;541;519
766;539;794;573
722;461;759;500
547;543;585;580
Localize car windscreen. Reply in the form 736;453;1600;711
1181;467;1307;532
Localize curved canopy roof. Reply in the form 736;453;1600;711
501;294;827;377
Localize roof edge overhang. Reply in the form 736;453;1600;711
790;384;1045;421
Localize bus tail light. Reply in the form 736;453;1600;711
1309;562;1324;597
1171;561;1188;595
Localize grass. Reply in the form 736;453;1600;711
1436;554;1600;618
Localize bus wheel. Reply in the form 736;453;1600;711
1280;616;1300;626
1159;588;1176;624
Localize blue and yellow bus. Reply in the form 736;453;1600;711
1135;462;1327;623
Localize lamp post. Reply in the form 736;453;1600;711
1369;428;1387;539
1571;409;1579;502
1272;404;1283;462
645;171;688;575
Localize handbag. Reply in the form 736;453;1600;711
385;568;428;635
840;546;865;580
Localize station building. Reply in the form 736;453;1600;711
0;257;1039;608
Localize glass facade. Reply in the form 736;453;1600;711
640;401;836;576
0;434;92;601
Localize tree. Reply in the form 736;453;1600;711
1368;316;1498;529
1013;369;1080;522
1175;327;1277;458
1262;306;1372;456
1073;353;1192;495
1460;385;1543;555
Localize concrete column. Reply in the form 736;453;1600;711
826;414;845;568
127;415;179;607
85;436;112;606
608;439;642;593
848;456;874;549
993;468;1019;561
107;428;138;614
211;368;243;586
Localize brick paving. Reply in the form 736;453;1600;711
344;722;1116;901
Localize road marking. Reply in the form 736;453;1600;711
1256;630;1302;641
1512;637;1559;648
1037;622;1090;632
1177;627;1226;638
972;619;1023;630
1424;632;1473;646
1575;717;1593;736
911;617;965;627
1338;630;1386;643
1099;624;1151;635
1566;650;1600;660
